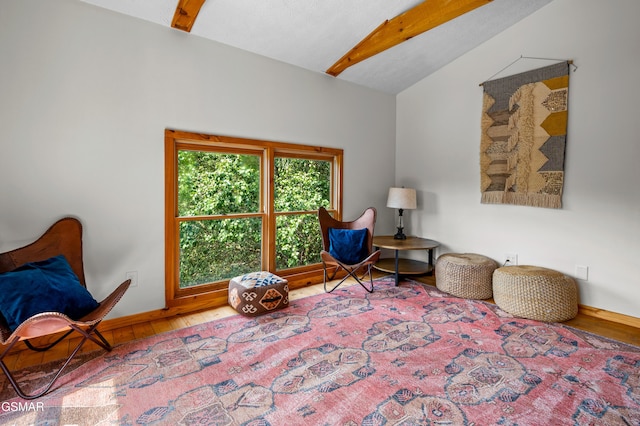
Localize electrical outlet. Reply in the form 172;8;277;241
575;265;589;281
504;253;518;266
126;271;138;287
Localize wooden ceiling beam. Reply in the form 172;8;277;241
326;0;493;77
171;0;207;33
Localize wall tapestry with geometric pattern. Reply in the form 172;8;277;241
480;62;570;208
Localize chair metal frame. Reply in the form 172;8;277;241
0;217;130;399
318;207;381;293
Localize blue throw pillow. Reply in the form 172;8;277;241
328;227;368;265
0;255;99;332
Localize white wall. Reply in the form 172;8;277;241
397;0;640;318
0;0;396;317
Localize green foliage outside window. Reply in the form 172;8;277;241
177;151;331;287
179;219;262;287
274;158;330;211
178;151;260;216
274;157;331;270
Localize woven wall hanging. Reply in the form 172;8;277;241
480;61;571;208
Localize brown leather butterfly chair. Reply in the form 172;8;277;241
0;217;130;399
318;207;381;293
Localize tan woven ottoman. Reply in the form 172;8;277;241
435;253;498;299
228;271;289;316
493;265;578;322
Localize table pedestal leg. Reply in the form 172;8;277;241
394;249;400;286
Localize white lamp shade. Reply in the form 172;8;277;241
386;187;417;210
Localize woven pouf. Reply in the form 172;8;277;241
228;271;289;316
435;253;498;299
493;265;578;322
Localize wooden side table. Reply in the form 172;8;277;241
373;236;439;286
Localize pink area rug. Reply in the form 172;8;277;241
1;277;639;425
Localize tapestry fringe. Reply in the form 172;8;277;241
481;192;561;209
481;192;506;205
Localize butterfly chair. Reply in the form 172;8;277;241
318;207;381;293
0;217;131;399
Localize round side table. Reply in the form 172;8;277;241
373;236;439;286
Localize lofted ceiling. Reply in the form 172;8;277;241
79;0;554;94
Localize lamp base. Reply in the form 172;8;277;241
393;227;407;240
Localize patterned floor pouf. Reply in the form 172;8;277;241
435;253;498;299
493;265;578;322
228;271;289;316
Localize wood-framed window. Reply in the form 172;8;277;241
165;129;343;306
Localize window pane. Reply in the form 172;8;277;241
178;151;260;216
179;218;261;287
275;213;322;270
274;157;331;212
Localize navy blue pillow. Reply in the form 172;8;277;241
0;255;99;332
328;227;368;265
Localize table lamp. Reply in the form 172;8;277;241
386;187;417;240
